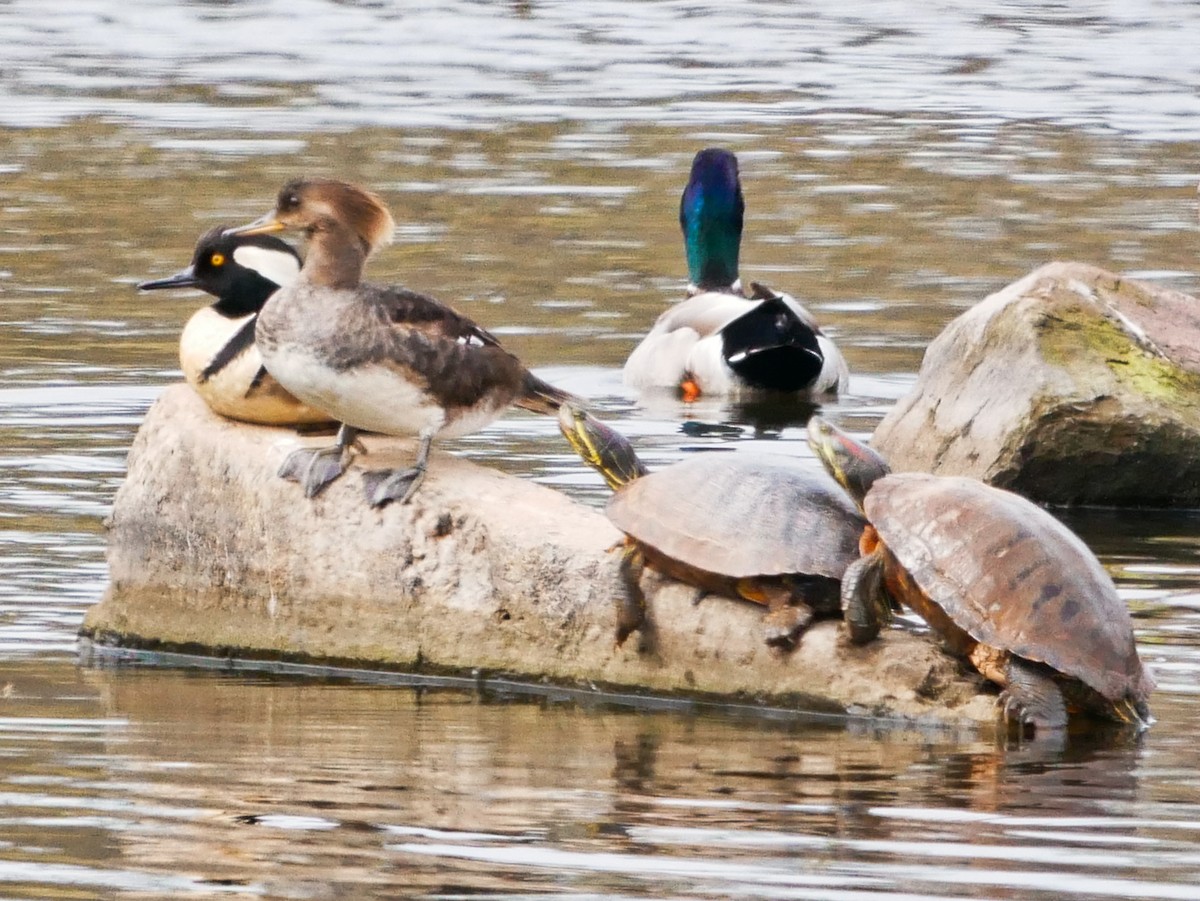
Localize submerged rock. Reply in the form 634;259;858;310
874;261;1200;507
83;385;994;727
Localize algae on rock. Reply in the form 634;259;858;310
874;261;1200;507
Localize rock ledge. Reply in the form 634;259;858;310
83;385;995;727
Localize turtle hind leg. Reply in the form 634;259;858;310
762;600;814;650
998;656;1069;733
840;551;892;645
736;581;813;650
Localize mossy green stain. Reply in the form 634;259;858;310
1038;311;1200;408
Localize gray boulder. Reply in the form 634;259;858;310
874;261;1200;506
82;384;994;727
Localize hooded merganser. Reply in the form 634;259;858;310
138;226;334;427
623;148;849;401
227;177;578;506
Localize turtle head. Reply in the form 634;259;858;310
680;148;744;292
807;416;890;511
557;404;648;492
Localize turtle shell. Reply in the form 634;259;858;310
606;453;864;580
865;473;1154;704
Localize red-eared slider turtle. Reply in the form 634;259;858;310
558;405;868;648
807;416;1155;732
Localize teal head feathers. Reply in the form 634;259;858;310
679;148;744;292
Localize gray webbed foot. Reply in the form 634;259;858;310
361;429;435;507
277;448;313;483
278;444;352;497
276;423;359;498
362;465;426;508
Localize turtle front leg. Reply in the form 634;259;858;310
840;549;892;645
613;544;647;647
278;423;361;498
997;656;1068;733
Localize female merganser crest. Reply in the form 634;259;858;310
226;177;578;506
138;226;333;427
623;148;849;401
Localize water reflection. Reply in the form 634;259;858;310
0;665;1180;900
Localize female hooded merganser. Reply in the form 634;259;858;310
623;148;849;401
227;177;577;506
138;226;334;427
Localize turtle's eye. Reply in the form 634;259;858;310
210;252;225;267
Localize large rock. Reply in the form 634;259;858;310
874;261;1200;506
83;385;995;727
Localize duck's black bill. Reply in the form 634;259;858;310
137;267;199;291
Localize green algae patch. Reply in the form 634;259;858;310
1036;304;1200;416
875;261;1200;506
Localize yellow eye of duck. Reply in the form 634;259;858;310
210;252;225;266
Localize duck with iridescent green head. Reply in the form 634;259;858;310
623;148;849;402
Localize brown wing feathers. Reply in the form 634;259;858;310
368;284;580;414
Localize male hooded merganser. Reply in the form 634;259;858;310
227;177;578;506
138;226;334;427
623;148;849;401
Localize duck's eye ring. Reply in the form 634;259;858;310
210;252;225;267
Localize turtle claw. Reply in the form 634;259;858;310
999;691;1026;726
761;604;814;650
998;658;1069;735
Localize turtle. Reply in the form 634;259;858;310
806;415;1155;732
557;404;869;648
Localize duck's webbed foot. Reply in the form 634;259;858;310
362;465;426;507
278;424;360;498
361;430;433;508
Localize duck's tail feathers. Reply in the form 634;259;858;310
515;371;585;416
720;294;825;391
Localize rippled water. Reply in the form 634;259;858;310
3;2;1200;898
